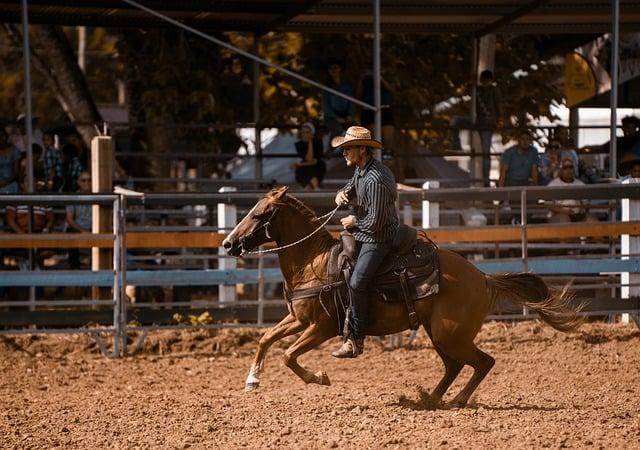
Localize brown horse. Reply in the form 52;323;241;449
222;186;582;407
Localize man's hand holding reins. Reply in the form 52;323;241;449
335;191;349;206
341;215;356;229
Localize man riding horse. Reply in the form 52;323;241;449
331;126;399;358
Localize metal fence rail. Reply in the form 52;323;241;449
1;183;640;356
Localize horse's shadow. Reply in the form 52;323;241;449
390;388;565;412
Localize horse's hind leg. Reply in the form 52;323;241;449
283;324;333;386
245;313;304;392
438;340;495;407
431;347;464;402
423;325;464;402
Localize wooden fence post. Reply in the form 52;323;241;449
621;177;640;324
217;186;237;303
91;136;113;302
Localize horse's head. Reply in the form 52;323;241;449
222;186;289;257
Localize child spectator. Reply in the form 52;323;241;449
292;122;326;189
0;128;20;193
42;131;63;191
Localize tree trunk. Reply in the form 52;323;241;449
27;25;102;148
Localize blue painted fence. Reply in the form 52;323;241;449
1;258;637;287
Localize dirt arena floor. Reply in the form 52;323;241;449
1;321;640;449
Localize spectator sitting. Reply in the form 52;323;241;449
65;170;92;269
60;143;84;192
322;59;355;139
546;158;598;223
41;131;63;191
498;129;540;187
5;174;54;271
450;69;504;187
0;127;21;193
292;122;326;189
6;179;54;234
539;137;579;185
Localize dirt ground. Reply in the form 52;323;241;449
1;321;639;449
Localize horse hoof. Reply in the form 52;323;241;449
448;399;467;409
244;382;260;392
316;371;331;386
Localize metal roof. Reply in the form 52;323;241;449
0;1;639;34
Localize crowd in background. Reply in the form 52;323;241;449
0;114;92;271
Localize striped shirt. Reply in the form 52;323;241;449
341;156;398;243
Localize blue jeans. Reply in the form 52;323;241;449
450;116;494;186
349;241;393;338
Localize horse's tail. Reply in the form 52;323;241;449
486;273;584;332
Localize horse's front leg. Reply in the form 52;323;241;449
245;313;304;392
283;323;334;386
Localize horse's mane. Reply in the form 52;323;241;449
273;194;336;248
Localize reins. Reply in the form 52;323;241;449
246;205;340;255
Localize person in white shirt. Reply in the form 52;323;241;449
547;158;598;223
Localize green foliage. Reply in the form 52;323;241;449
173;311;214;325
0;26;566;168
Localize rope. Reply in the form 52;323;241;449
246;205;340;255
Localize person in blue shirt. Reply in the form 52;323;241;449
322;59;355;139
499;129;540;187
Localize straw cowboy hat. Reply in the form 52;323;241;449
331;126;383;149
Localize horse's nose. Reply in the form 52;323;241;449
222;239;232;250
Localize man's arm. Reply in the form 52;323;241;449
498;164;508;187
65;207;88;233
531;163;540;185
341;171;357;200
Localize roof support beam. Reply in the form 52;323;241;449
261;0;323;34
474;0;553;38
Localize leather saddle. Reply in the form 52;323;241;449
328;224;440;330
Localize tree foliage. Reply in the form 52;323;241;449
0;26;566;178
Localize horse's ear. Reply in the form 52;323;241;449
269;185;289;200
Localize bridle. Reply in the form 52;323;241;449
241;205;340;255
240;206;279;252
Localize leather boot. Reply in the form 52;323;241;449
331;336;364;358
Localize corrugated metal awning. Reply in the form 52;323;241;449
0;1;639;34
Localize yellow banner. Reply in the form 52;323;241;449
565;52;597;107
